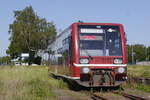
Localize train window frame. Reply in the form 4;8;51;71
68;35;74;63
78;25;123;57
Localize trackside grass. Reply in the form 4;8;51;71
127;65;150;78
0;66;68;100
123;65;150;92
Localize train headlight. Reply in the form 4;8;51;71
80;58;89;64
118;67;125;73
114;58;123;64
81;67;90;74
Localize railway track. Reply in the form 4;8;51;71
91;93;107;100
91;91;148;100
50;73;148;100
133;77;150;85
113;91;148;100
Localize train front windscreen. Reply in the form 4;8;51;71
78;25;122;57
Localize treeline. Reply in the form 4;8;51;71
127;44;150;64
1;44;149;65
0;56;11;65
5;6;56;64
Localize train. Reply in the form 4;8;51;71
48;22;127;87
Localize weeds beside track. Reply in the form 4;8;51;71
0;66;68;100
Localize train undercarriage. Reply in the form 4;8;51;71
80;69;127;87
50;68;127;88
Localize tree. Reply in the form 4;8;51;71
127;44;148;63
0;56;11;65
133;44;146;62
126;44;132;63
7;6;56;64
147;46;150;61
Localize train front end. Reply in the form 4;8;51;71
71;23;127;87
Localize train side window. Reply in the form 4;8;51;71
69;36;74;62
62;39;65;45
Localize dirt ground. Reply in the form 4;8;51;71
123;88;150;100
53;89;90;100
53;87;150;100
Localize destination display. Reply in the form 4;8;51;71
80;35;103;40
80;29;104;33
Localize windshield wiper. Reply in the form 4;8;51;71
84;49;93;60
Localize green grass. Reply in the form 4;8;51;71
0;66;68;100
123;81;150;92
123;65;150;92
127;65;150;78
48;65;71;75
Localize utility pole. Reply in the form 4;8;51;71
148;47;150;61
131;45;134;64
145;47;147;61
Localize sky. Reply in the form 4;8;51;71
0;0;150;56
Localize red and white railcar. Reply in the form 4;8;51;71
49;22;127;87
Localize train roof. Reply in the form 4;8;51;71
72;22;123;26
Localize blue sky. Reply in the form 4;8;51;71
0;0;150;56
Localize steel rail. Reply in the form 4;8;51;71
113;91;147;100
121;92;147;100
91;93;107;100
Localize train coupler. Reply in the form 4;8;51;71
89;70;115;86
